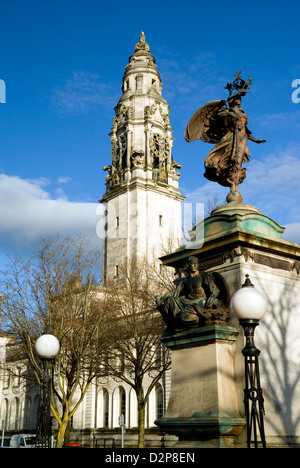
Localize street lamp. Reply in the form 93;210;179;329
35;332;60;448
230;274;267;448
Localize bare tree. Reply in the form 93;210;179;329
0;235;109;448
102;258;172;448
205;195;224;216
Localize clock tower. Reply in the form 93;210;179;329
100;33;184;282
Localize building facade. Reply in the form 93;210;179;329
0;33;182;447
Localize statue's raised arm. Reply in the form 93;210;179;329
184;71;265;203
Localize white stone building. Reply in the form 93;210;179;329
100;32;184;282
0;337;40;438
82;32;183;447
0;33;182;447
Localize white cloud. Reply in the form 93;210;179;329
184;144;300;244
256;111;300;129
242;145;300;223
57;176;71;184
285;223;300;245
0;174;102;260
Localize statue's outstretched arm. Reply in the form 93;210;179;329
248;134;266;144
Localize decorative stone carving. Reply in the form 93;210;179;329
145;103;169;127
131;151;144;168
114;104;133;127
224;247;255;263
292;261;300;274
150;133;168;168
103;32;180;195
134;31;150;53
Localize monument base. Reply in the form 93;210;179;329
155;325;245;448
159;200;300;446
157;415;245;448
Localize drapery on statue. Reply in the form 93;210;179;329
184;70;266;203
156;256;228;331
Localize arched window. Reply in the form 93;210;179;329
155;384;164;420
119;387;126;421
3;368;10;389
11;397;20;430
1;399;9;430
103;389;109;428
24;396;32;430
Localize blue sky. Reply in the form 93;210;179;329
0;0;300;265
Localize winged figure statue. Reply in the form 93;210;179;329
184;72;265;202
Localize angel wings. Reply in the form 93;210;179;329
184;96;265;198
184;100;227;144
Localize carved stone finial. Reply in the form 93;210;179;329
139;31;146;43
134;31;150;53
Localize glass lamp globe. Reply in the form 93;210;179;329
230;275;267;321
35;334;60;359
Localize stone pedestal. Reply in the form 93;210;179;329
155;325;245;447
158;200;300;447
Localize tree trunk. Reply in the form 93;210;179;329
55;405;70;448
137;398;146;448
63;421;70;448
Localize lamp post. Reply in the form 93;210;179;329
230;274;267;448
35;332;60;448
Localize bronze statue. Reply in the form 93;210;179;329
184;71;266;202
156;256;227;330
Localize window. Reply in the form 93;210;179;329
116;216;119;228
136;74;143;90
118;353;125;373
13;367;21;389
115;265;119;278
155;344;162;367
12;397;19;430
156;385;164;420
119;387;126;421
3;368;10;389
103;389;109;428
159;215;163;227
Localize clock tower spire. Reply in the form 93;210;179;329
100;33;184;282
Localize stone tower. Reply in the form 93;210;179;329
100;32;184;282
